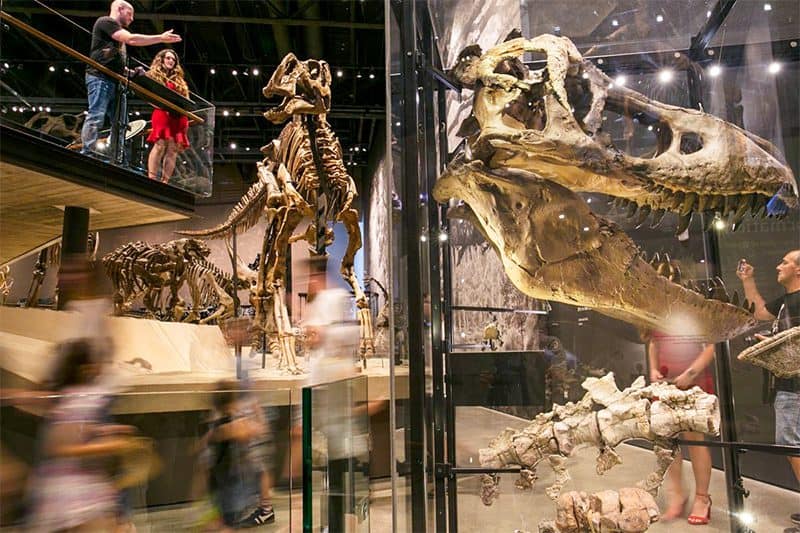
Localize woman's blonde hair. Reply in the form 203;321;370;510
146;49;189;97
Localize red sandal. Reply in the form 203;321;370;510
687;493;712;525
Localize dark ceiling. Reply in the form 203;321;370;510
0;0;386;169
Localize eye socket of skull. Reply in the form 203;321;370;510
493;57;527;80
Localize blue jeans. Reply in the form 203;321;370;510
81;74;120;155
775;390;800;446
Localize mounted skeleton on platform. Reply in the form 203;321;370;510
179;54;374;373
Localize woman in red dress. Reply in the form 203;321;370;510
145;49;190;183
647;330;715;525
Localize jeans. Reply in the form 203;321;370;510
81;74;116;153
775;390;800;446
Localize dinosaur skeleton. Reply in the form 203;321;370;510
179;54;374;374
538;487;660;533
479;373;720;506
738;325;800;378
0;265;12;305
183;259;250;325
103;238;211;320
433;34;798;342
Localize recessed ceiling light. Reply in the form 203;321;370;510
336;70;343;77
709;65;722;77
232;69;238;76
656;14;663;22
229;142;237;149
763;3;772;11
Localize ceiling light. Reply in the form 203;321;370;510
658;69;674;83
336;69;343;78
48;65;55;72
647;125;653;131
63;67;70;73
11;106;17;112
615;75;626;86
768;62;781;74
356;73;363;79
252;68;259;76
656;14;664;22
395;121;400;127
245;147;251;151
135;111;140;116
210;68;216;75
714;216;726;230
243;70;249;76
229;142;237;149
420;234;428;242
222;110;229;116
45;106;51;112
235;111;241;116
582;72;589;79
763;3;772;11
369;73;375;79
3;62;8;69
438;232;448;242
611;19;619;27
232;69;238;76
708;64;722;77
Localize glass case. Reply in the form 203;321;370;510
386;1;799;531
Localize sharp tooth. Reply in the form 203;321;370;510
696;194;709;212
634;205;651;228
675;213;692;235
671;191;685;211
743;298;750;310
707;195;723;210
680;192;697;215
650;252;661;266
650;208;666;228
626;201;638;218
723;194;739;216
734;195;751;220
732;291;740;306
752;195;768;217
669;262;682;283
750;301;756;313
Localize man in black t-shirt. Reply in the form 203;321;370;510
80;0;181;156
737;249;800;529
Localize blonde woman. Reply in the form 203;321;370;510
145;49;190;182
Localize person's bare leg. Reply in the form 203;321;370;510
662;444;686;519
147;140;166;179
684;431;712;518
789;456;800;483
162;140;178;183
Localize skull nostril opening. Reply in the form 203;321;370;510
679;133;704;154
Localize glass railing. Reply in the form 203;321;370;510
0;9;213;197
0;383;298;530
303;375;371;532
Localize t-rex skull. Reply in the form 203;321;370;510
434;34;798;342
262;53;332;124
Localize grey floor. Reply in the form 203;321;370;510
92;407;800;532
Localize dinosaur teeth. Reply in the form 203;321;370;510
680;192;697;216
634;205;651;228
670;191;685;211
732;291;740;307
752;195;768;217
650;208;666;228
626;201;639;218
675;213;692;235
723;194;739;216
696;194;710;212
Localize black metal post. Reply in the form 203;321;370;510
232;228;242;379
419;10;447;530
56;205;89;310
399;0;428;531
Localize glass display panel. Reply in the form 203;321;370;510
303;375;370;533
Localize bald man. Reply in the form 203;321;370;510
80;0;181;157
737;250;800;530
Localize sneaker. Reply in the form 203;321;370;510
792;513;800;526
783;528;799;533
238;505;275;528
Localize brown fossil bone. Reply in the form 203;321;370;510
178;54;374;373
478;373;720;506
538;487;660;533
738;325;800;378
434;34;798;342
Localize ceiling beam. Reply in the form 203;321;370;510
2;7;383;30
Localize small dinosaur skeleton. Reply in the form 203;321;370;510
538;487;660;533
178;54;375;373
0;265;13;305
183;259;250;324
479;373;720;505
103;238;211;319
433;33;798;342
738;325;800;378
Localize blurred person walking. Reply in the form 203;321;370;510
25;339;146;532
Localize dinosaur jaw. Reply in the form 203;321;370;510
433;159;756;342
262;54;332;124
